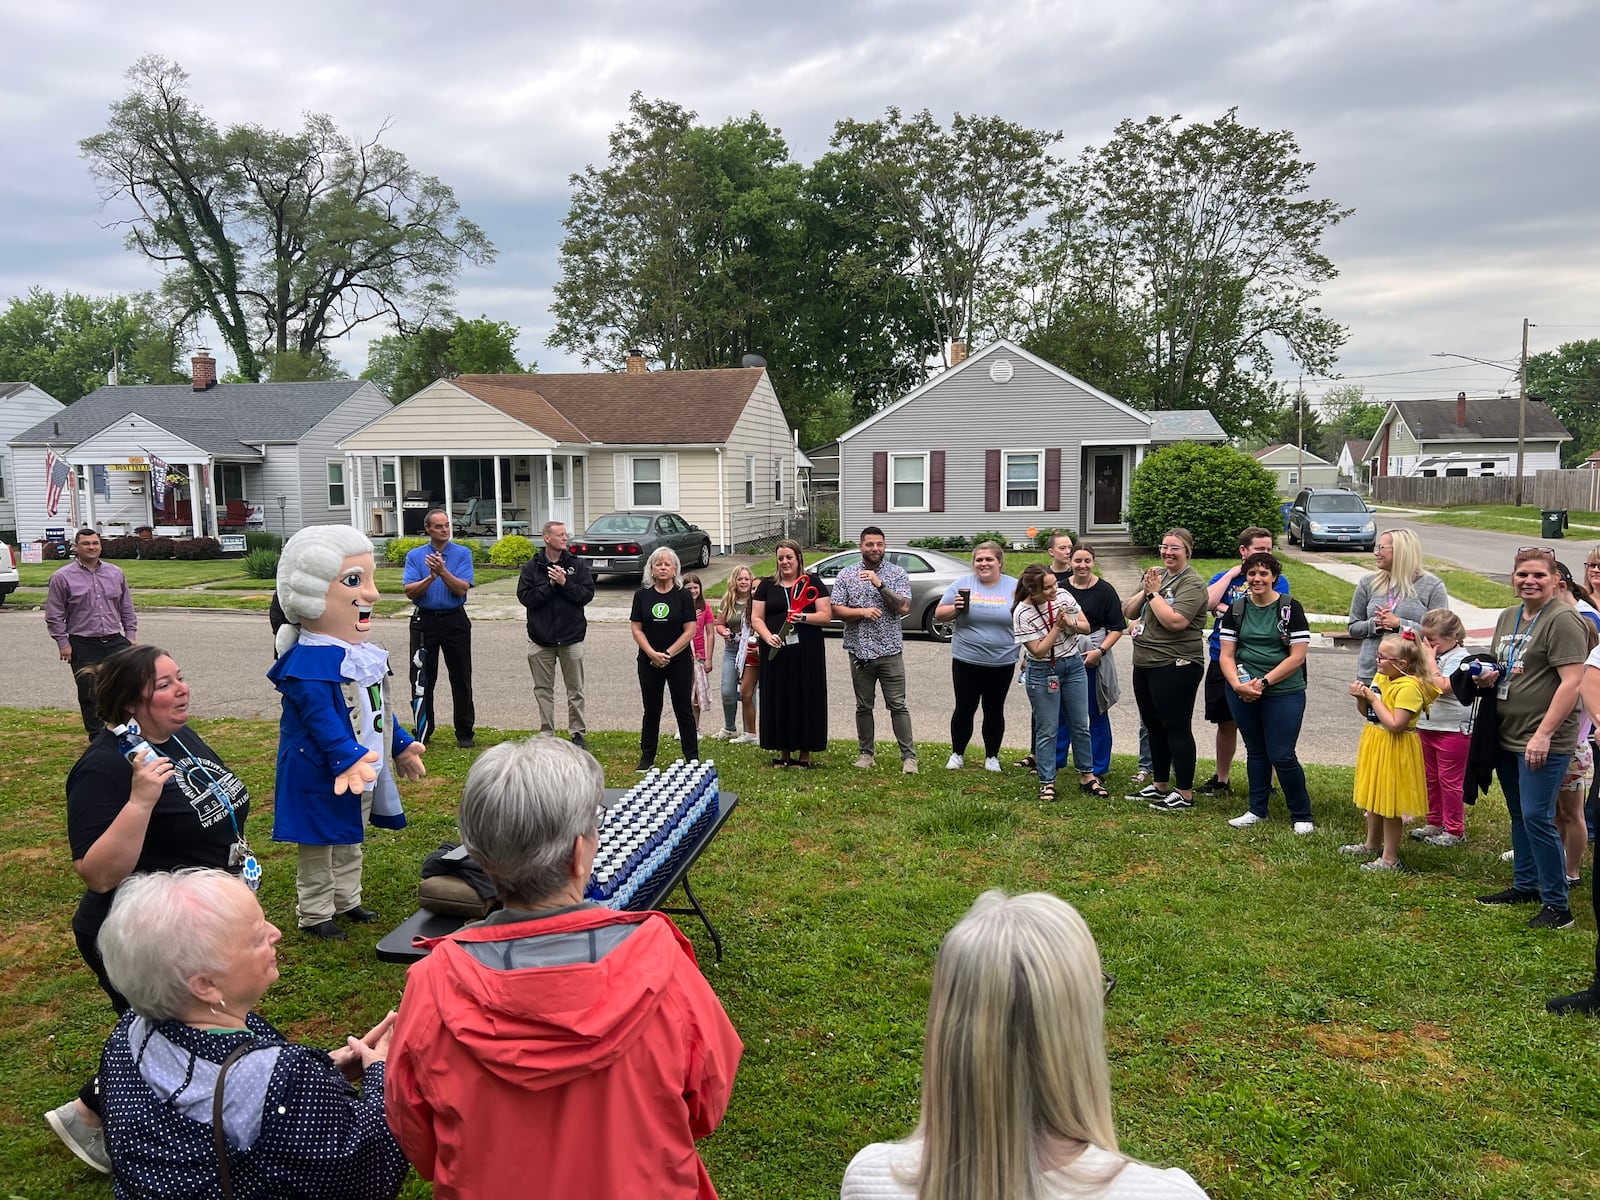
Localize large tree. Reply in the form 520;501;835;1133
1526;339;1600;465
80;56;494;381
985;109;1350;434
0;287;182;402
363;315;531;401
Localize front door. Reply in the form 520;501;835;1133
1086;452;1126;530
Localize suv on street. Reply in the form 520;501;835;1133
1285;488;1376;551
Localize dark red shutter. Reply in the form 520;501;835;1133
930;451;945;512
984;449;1000;512
872;452;888;512
1044;448;1061;512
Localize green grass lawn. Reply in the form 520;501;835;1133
19;560;247;587
1407;504;1600;538
1333;557;1518;611
1139;557;1356;617
4;709;1598;1198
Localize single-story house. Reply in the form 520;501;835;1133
1254;443;1338;495
1;382;66;536
1336;438;1369;486
337;358;796;550
824;339;1227;544
7;353;392;542
1364;393;1570;478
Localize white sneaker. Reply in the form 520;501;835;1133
710;728;736;740
984;757;1002;773
1292;821;1316;835
854;753;875;769
945;753;963;770
733;732;759;744
1500;849;1515;862
902;758;919;774
45;1101;110;1174
1228;812;1264;827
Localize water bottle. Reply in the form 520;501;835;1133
1236;667;1252;686
1466;660;1490;677
112;721;158;768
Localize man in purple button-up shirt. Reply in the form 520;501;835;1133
45;528;136;737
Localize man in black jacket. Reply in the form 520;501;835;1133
517;521;596;747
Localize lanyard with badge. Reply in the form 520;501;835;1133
1498;606;1543;702
156;725;259;890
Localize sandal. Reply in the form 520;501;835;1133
1039;781;1058;802
771;758;791;768
1079;779;1110;798
1018;754;1038;773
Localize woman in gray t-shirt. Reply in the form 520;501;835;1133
935;541;1020;773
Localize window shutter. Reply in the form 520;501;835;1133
663;452;680;510
984;449;1000;512
930;451;945;513
613;453;629;509
1044;448;1061;512
872;452;887;512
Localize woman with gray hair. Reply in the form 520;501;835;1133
94;869;408;1198
842;891;1207;1200
386;736;743;1198
629;546;702;770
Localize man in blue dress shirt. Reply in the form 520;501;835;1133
403;508;476;748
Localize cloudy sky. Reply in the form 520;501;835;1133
3;0;1596;407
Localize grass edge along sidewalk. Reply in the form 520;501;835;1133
3;709;1599;1199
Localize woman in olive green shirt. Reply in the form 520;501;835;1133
1121;528;1209;810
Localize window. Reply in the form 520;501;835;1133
1286;469;1299;486
1002;451;1041;509
744;454;755;507
773;456;784;504
890;454;928;511
0;456;8;499
326;460;347;508
631;456;663;507
891;552;933;573
381;461;397;501
553;458;568;500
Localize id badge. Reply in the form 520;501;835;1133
1047;675;1060;694
784;628;798;646
1496;680;1511;701
230;841;263;891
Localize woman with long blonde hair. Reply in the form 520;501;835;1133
714;566;759;742
842;891;1208;1200
1348;529;1448;685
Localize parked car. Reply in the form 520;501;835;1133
1285;488;1377;551
0;541;18;606
570;511;712;580
805;546;969;642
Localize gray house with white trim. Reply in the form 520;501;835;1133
826;340;1226;544
0;382;66;536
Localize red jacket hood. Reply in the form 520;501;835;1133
406;906;695;1093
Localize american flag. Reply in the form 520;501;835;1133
44;451;70;517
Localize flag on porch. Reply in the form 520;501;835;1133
44;451;70;517
149;454;169;508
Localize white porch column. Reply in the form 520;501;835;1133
580;455;589;530
83;464;98;530
390;455;402;536
492;454;505;541
186;463;203;537
204;461;220;538
442;456;453;528
544;450;555;530
350;454;364;534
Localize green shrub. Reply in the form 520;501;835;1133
172;537;223;560
245;531;282;553
100;536;140;559
814;506;839;548
1034;525;1076;550
1127;442;1282;555
465;539;489;566
243;549;280;579
144;536;176;560
908;535;971;550
971;530;1008;549
386;536;427;565
488;534;535;567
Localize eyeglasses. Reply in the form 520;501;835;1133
1159;545;1185;553
1516;546;1557;560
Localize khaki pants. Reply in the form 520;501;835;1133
295;790;372;926
527;640;586;734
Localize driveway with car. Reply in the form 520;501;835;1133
570;512;713;581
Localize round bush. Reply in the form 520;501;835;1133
1127;443;1282;556
243;549;280;579
386;536;428;565
488;534;535;567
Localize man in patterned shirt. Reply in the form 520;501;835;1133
829;526;918;773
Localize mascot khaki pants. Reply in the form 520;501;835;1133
295;790;372;926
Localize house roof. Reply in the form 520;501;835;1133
1341;439;1367;462
0;382;37;400
1150;409;1228;443
1390;398;1570;443
1254;442;1335;467
449;368;767;445
10;381;372;455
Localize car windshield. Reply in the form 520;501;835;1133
587;516;651;536
1309;494;1367;513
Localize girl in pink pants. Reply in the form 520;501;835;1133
1414;609;1472;846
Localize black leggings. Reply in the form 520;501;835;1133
72;904;128;1115
638;655;700;766
1132;661;1204;791
950;658;1015;758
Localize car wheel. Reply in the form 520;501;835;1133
697;541;711;568
923;605;954;643
1286;524;1299;547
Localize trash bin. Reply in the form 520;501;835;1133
1279;502;1293;535
1542;509;1568;539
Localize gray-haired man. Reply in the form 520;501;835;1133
517;521;595;748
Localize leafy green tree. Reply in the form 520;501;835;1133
1526;339;1600;465
1127;442;1282;554
80;56;494;382
1314;382;1384;462
363;316;530;401
261;349;349;382
0;287;182;402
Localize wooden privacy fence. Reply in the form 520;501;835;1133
1373;471;1600;512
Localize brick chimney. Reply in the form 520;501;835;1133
1456;391;1467;428
625;349;647;375
950;340;967;366
191;350;218;392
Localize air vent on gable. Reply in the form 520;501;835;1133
989;358;1014;384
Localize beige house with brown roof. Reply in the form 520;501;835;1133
337;364;796;551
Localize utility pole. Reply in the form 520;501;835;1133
1515;317;1533;507
1296;373;1305;487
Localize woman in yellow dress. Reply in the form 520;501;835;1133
1343;631;1439;871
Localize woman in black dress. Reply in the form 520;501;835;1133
751;538;832;767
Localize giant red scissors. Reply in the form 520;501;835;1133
771;580;820;654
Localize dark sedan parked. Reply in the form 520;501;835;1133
806;546;969;641
570;511;713;580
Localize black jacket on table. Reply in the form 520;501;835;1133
517;549;595;646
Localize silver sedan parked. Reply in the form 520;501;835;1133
805;546;970;641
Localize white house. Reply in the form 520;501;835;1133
1253;443;1339;496
338;359;797;550
1364;394;1570;479
0;382;66;536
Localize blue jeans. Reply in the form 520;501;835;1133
720;643;741;731
1058;660;1111;778
1024;661;1065;785
1040;655;1092;779
1496;749;1572;909
1225;689;1313;821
